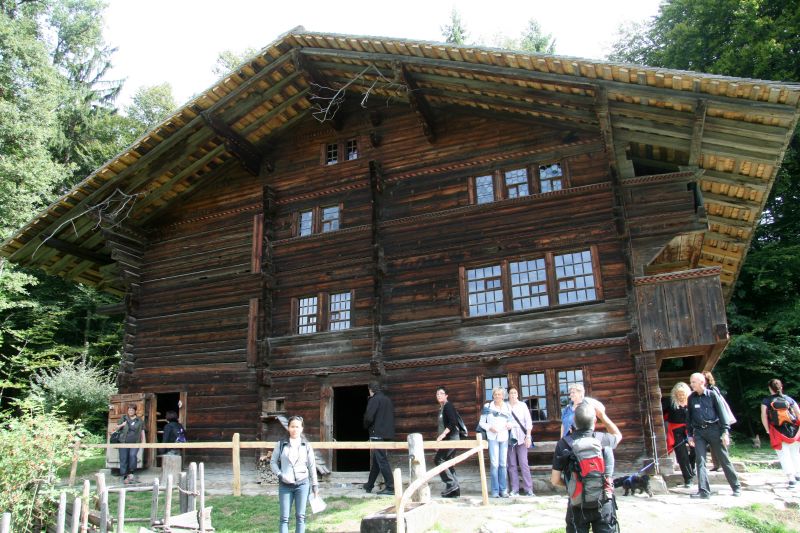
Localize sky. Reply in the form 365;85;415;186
103;0;663;110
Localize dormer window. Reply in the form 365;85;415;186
323;138;359;165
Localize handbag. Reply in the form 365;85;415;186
110;429;122;444
509;409;533;448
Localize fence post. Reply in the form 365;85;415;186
56;492;67;533
232;433;241;496
71;497;81;533
199;462;206;533
117;489;126;533
80;479;90;533
69;439;81;487
393;468;404;533
188;462;197;512
406;433;430;503
164;475;174;528
149;478;159;527
179;472;188;513
476;434;489;506
96;472;108;533
1;512;10;533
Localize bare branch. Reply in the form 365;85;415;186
309;64;408;123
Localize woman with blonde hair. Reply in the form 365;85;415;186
479;387;512;497
662;382;695;487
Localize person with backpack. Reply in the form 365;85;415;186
479;387;513;498
760;378;800;487
687;372;741;498
434;386;462;498
270;415;319;533
161;410;185;456
362;381;395;495
551;402;622;532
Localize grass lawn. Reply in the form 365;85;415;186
104;491;389;533
725;503;800;533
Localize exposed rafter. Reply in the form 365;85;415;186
200;111;264;175
40;235;113;265
397;63;436;143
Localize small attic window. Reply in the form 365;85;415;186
326;143;339;165
346;139;358;160
538;163;563;193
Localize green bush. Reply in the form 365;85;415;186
29;360;116;431
0;399;80;531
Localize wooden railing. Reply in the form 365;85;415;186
75;436;491;499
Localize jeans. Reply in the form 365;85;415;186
693;424;739;495
118;447;139;477
366;437;393;490
488;438;508;495
278;479;309;533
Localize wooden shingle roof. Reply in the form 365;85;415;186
2;28;799;296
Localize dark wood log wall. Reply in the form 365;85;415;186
120;101;722;466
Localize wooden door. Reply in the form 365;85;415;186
106;393;156;470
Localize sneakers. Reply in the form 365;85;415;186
500;491;510;498
690;492;710;499
441;486;460;498
521;490;536;496
363;485;373;493
376;488;395;495
508;491;519;497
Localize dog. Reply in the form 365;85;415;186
613;474;653;497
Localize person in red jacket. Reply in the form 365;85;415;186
761;378;800;487
662;382;695;487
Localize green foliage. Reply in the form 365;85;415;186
725;504;800;533
497;19;556;54
125;83;177;131
0;398;80;531
212;48;258;78
29;360;116;427
441;8;468;45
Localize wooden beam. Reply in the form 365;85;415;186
704;230;748;244
700;170;768;192
703;191;761;209
40;235;113;265
398;64;436;143
200;111;263;175
688;99;707;167
706;214;756;229
240;88;311;137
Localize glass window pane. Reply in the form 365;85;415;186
321;205;340;232
504;168;529;199
299;210;314;236
475;175;495;204
520;372;548;421
297;296;318;334
509;258;549;311
329;292;351;331
554;249;597;305
466;265;504;316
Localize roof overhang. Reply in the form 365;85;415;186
2;28;799;297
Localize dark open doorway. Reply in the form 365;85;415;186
155;392;182;467
333;385;370;471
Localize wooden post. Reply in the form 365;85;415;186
117;489;126;533
179;472;188;513
1;513;10;533
96;472;108;533
71;497;81;533
69;439;81;486
187;462;197;512
160;454;181;485
56;492;67;533
80;479;90;533
476;434;489;506
393;468;404;533
149;478;159;527
232;433;241;496
199;463;206;533
164;475;174;529
406;433;430;503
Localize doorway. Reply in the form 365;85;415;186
155;392;185;466
333;385;370;471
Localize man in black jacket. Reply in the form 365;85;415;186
363;381;395;495
435;386;461;497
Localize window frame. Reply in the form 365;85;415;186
321;138;360;166
293;203;344;237
292;290;354;335
468;160;571;205
459;246;602;318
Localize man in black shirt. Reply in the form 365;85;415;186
363;381;395;495
687;372;741;498
551;402;622;533
435;386;461;497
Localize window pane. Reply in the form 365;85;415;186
326;143;338;165
504;168;529;198
297;296;318;334
321;205;340;232
484;376;508;402
475;175;494;204
557;369;584;409
521;372;548;421
539;162;563;193
299;210;313;236
329;292;351;331
554;250;597;305
346;139;358;160
509;258;549;310
466;265;504;316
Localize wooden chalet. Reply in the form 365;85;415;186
3;28;799;470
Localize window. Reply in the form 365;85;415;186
299;210;314;237
539;162;563;193
294;204;343;236
346;139;358;161
483;376;508;402
504;169;529;198
294;291;353;334
555;250;597;304
462;248;600;317
297;297;318;334
325;143;338;165
466;265;504;316
558;368;584;410
469;160;569;205
328;292;351;331
475;175;495;204
520;372;547;421
321;206;340;233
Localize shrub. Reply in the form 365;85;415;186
29;360;117;429
0;399;80;531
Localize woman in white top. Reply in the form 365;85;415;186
479;387;512;497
